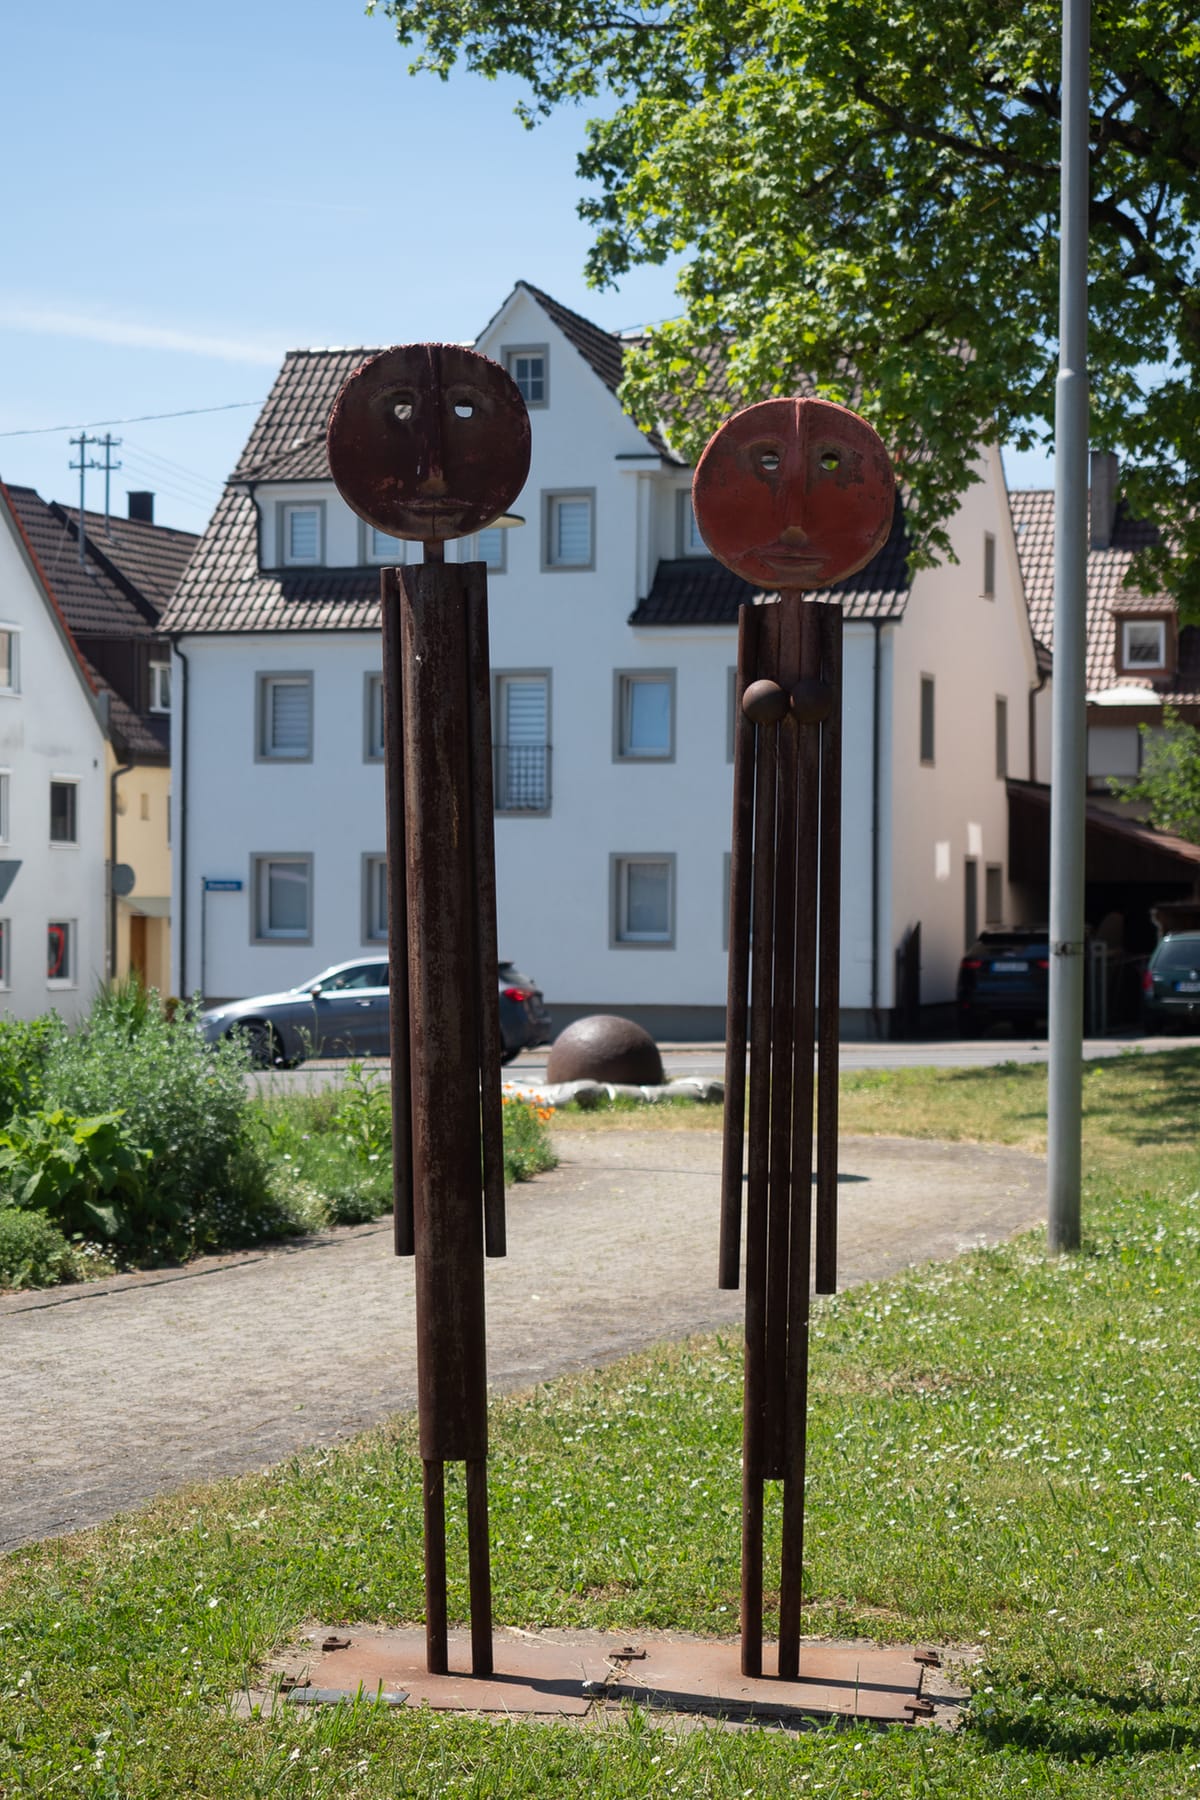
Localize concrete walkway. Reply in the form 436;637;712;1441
0;1130;1045;1552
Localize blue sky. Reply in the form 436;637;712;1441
1;0;1052;535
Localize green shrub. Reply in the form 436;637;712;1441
40;980;275;1259
334;1059;392;1164
0;1015;62;1125
0;1205;73;1289
0;1107;152;1245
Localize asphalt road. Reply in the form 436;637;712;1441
251;1031;1199;1095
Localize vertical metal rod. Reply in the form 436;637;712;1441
764;602;799;1481
1048;0;1090;1254
381;569;415;1257
464;564;506;1259
815;605;843;1293
466;1458;494;1677
742;609;778;1678
422;1460;449;1675
719;603;759;1290
778;602;822;1680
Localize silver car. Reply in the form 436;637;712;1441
200;956;551;1067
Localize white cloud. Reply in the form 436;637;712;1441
0;303;283;366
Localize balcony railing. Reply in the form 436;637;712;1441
494;743;551;814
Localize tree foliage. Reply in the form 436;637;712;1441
372;0;1200;605
1112;705;1200;842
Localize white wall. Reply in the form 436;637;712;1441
0;512;107;1023
887;445;1040;1005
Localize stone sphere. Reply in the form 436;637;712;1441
546;1015;665;1086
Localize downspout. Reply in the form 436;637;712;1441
173;638;190;996
109;755;133;980
870;620;883;1039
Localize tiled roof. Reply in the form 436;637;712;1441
58;505;198;611
629;497;911;627
234;346;379;482
1009;489;1198;702
76;655;170;761
3;485;161;638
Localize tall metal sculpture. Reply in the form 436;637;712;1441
326;345;531;1679
696;397;896;1681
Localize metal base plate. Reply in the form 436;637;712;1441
252;1627;945;1727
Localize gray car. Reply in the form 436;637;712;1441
1142;931;1200;1031
200;956;551;1067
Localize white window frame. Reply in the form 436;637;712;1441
256;672;314;762
503;344;549;408
278;500;324;568
47;919;75;987
677;490;708;557
0;626;20;695
542;489;595;571
362;522;408;566
611;852;676;949
1122;619;1166;669
0;769;9;845
149;660;171;714
363;672;385;763
250;854;314;945
362;852;388;944
49;777;79;846
614;670;676;762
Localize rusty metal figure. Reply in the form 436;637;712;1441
327;345;531;1678
696;396;895;1681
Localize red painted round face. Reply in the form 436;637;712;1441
692;397;895;590
327;343;531;541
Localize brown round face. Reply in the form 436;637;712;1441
326;343;531;541
692;397;895;590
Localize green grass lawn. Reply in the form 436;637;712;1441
3;1052;1200;1796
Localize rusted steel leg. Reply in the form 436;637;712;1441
381;568;415;1258
719;603;760;1291
815;605;844;1295
422;1460;449;1675
466;1458;494;1677
764;601;800;1483
464;564;506;1260
401;566;491;1676
778;603;823;1681
740;1453;765;1680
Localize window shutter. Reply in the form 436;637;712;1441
270;681;309;754
504;679;547;746
554;499;591;564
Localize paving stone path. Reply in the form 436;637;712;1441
1;1130;1044;1550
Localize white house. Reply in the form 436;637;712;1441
163;281;1045;1036
0;482;110;1021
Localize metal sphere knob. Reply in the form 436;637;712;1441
742;679;790;725
790;678;835;725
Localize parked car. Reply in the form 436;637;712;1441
1142;932;1200;1032
200;957;551;1067
957;927;1050;1035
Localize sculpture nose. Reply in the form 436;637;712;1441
779;524;810;546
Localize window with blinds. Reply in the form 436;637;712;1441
281;503;322;566
544;492;594;569
494;674;550;812
612;854;674;946
253;855;312;941
366;526;406;564
258;674;313;760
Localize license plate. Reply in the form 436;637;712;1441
991;960;1028;973
1175;980;1200;993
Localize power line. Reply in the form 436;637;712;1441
0;399;264;439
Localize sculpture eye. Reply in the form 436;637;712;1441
819;450;841;471
393;397;414;422
454;402;474;419
760;451;781;472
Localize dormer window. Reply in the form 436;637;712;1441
1122;620;1166;670
364;524;406;565
280;502;323;567
504;346;548;408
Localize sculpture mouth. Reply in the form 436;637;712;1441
756;547;827;573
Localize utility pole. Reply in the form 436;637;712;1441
1047;0;1090;1253
96;433;122;530
69;433;103;566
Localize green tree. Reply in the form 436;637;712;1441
371;0;1200;606
1112;705;1200;842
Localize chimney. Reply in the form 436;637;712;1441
127;491;155;523
1089;451;1118;550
